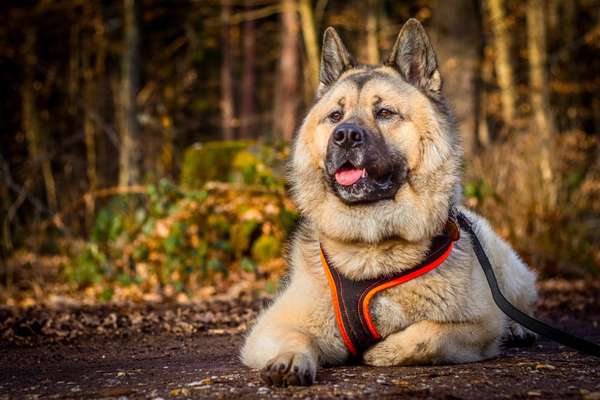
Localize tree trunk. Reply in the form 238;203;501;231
527;0;556;208
240;0;256;139
118;0;142;187
433;0;481;154
0;181;12;257
220;0;235;140
83;39;97;227
366;0;380;64
273;0;300;142
547;0;560;37
478;44;494;147
82;4;106;228
299;0;320;95
527;0;554;137
159;86;175;177
68;23;80;117
487;0;517;125
22;27;58;212
561;1;577;49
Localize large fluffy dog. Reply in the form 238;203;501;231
241;19;537;386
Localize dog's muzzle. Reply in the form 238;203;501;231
324;122;407;204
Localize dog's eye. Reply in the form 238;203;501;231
376;108;396;120
328;111;343;123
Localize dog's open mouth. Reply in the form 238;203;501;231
334;162;367;186
324;124;407;204
327;159;403;204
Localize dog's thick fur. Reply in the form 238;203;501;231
241;19;537;386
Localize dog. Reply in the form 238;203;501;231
240;18;537;387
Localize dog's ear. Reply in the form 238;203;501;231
386;18;441;93
318;27;355;97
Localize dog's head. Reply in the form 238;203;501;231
290;19;462;244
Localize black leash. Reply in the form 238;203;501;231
455;211;600;358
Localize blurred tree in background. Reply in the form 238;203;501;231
0;0;598;306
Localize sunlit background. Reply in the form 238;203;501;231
1;0;598;307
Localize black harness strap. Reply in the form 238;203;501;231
320;249;387;357
320;220;459;359
455;210;600;358
322;210;600;359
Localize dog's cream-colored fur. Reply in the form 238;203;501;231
241;19;537;385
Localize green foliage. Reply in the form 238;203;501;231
180;141;287;190
91;196;141;243
231;145;285;188
231;220;260;257
65;150;298;298
279;208;300;234
64;244;107;286
251;235;281;264
180;141;252;189
463;178;499;203
240;257;257;272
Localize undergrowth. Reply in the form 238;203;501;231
2;134;598;306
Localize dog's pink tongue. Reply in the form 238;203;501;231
335;168;365;186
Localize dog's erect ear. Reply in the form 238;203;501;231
386;18;441;93
318;27;355;96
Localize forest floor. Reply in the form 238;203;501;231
1;279;599;399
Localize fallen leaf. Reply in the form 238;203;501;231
535;363;556;370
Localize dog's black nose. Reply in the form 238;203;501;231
332;123;365;148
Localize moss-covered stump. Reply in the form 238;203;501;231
180;140;253;189
180;140;288;190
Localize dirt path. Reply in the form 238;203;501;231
1;280;599;399
1;331;600;399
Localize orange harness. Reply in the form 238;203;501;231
319;220;460;359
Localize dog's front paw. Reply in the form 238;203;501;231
363;342;399;366
260;352;316;387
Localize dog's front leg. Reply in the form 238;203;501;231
241;283;320;386
257;329;317;386
363;319;501;366
243;321;318;386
